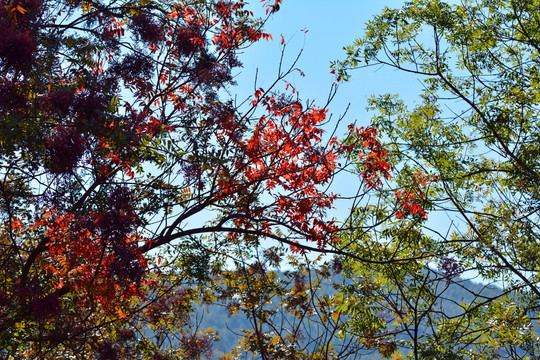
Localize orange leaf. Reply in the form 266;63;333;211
16;4;28;13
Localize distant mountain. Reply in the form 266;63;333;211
196;272;503;359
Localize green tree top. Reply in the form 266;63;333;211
331;0;540;358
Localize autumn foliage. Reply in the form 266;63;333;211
0;0;431;358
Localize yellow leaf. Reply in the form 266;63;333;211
270;336;280;346
81;1;91;13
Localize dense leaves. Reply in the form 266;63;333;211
333;0;540;358
0;0;401;358
1;0;480;357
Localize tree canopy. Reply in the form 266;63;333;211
0;0;386;358
3;0;540;358
333;0;540;358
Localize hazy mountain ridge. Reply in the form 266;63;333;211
195;273;503;359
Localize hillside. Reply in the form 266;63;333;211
196;272;503;359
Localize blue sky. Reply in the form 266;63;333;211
235;0;420;129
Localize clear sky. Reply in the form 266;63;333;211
235;0;420;129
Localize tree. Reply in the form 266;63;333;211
332;0;540;358
0;0;370;358
1;0;471;357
